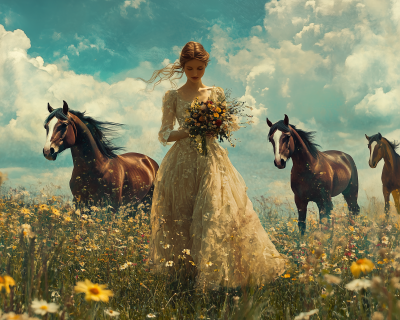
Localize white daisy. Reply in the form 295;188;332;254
165;261;173;267
345;279;371;292
104;309;120;317
31;299;59;315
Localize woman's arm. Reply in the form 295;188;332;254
158;90;189;145
167;130;189;142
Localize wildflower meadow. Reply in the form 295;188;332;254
1;180;400;319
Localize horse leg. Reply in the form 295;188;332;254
295;195;308;235
342;180;360;216
383;186;391;215
316;199;330;218
316;201;325;223
391;189;400;215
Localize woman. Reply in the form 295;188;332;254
143;41;285;290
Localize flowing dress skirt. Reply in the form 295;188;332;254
148;136;286;290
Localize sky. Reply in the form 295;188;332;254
1;0;400;211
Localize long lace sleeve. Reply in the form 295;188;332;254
158;90;176;146
216;86;240;132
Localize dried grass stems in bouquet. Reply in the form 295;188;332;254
182;89;253;156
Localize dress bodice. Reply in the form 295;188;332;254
158;86;225;147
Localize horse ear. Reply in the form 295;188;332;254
266;118;273;127
63;100;69;115
284;114;289;126
48;103;54;113
365;134;369;141
378;132;382;140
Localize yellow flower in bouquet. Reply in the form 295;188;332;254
182;90;253;156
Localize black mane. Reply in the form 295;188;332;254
368;133;400;152
268;120;321;158
44;108;125;159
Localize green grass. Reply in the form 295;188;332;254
1;185;400;319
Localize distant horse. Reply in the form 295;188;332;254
366;133;400;214
43;101;159;210
266;114;360;234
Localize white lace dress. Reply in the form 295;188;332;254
148;86;286;290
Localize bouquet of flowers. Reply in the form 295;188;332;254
182;89;253;156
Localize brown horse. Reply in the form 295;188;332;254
365;133;400;214
266;115;360;234
43;101;159;210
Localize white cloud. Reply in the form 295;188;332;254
355;87;400;116
250;25;263;35
120;0;147;16
314;0;359;16
67;34;115;56
123;0;146;9
315;28;355;51
294;23;321;39
281;78;290;98
52;32;61;41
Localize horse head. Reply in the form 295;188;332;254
266;114;295;169
365;133;383;168
43;101;77;160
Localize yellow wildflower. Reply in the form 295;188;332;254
213;113;219;118
51;208;61;216
74;279;113;302
20;208;31;216
350;258;374;278
39;204;49;210
0;275;16;294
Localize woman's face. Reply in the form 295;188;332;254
184;59;206;83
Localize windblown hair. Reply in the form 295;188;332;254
367;133;400;152
138;41;210;91
44;108;125;159
268;120;321;159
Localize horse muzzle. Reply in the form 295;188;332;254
368;160;377;168
43;147;58;161
274;159;286;169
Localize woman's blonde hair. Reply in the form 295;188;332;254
138;41;210;91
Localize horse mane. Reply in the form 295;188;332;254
367;134;400;153
383;138;400;152
44;108;125;159
268;120;321;159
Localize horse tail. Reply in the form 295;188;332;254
342;153;360;215
144;156;159;186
